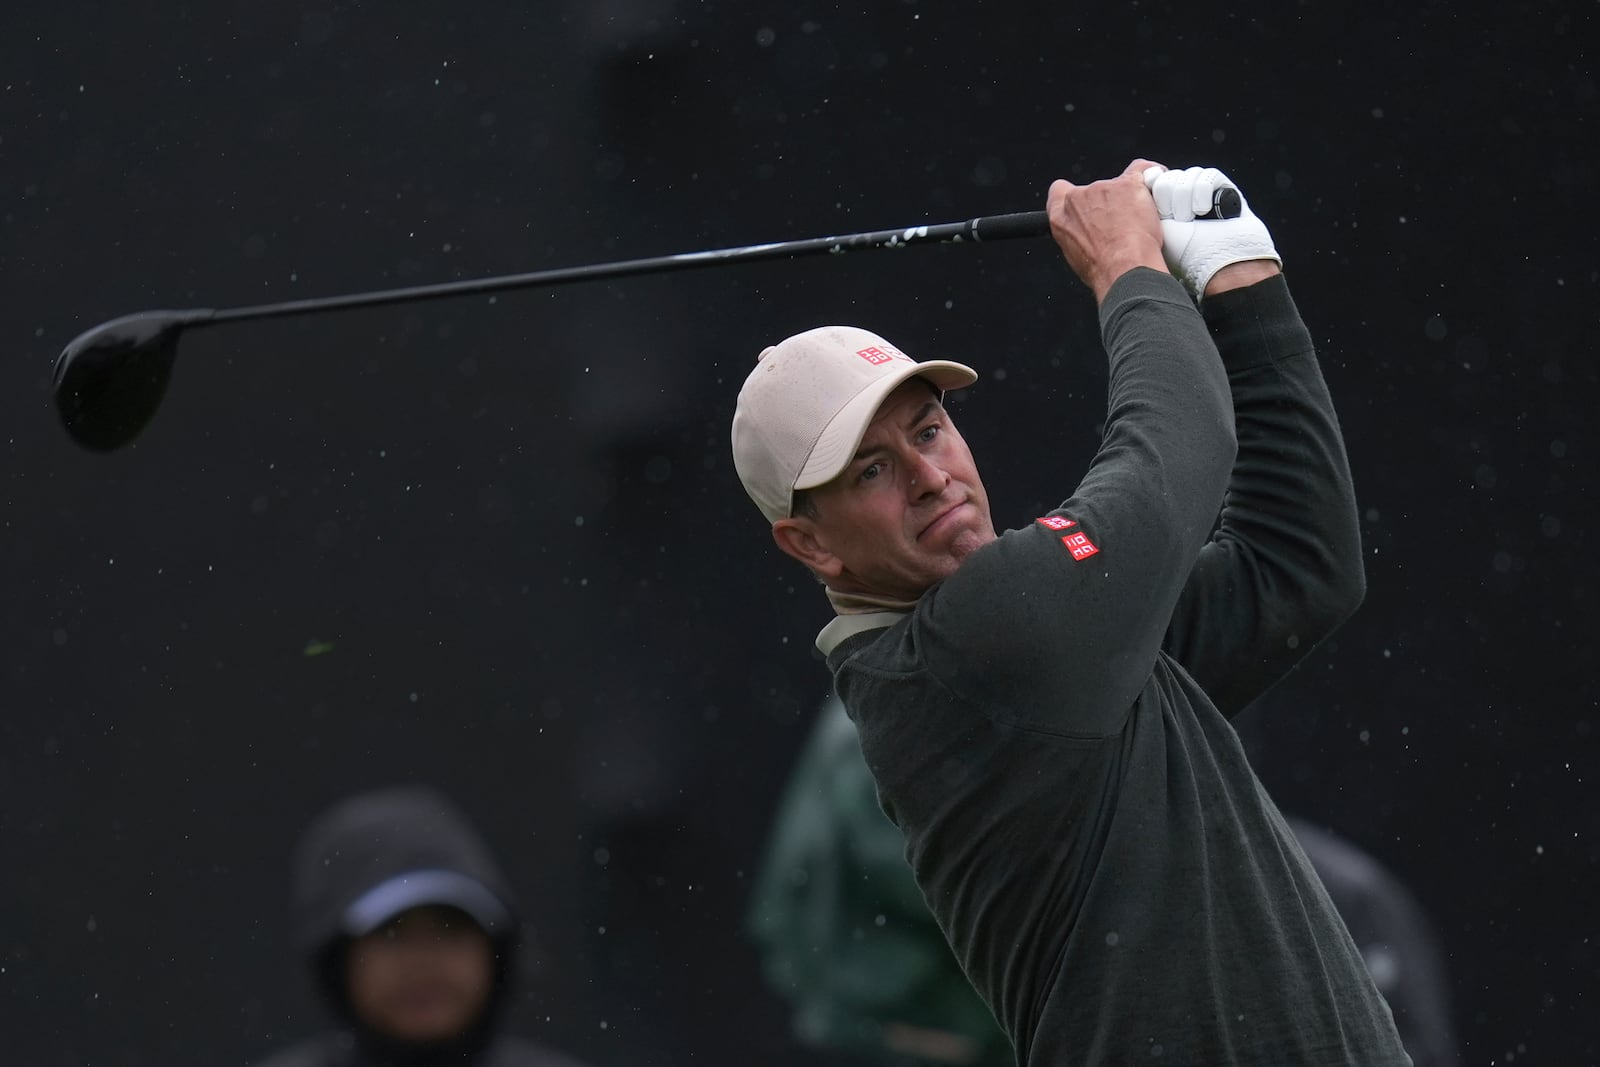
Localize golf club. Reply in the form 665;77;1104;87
53;189;1241;452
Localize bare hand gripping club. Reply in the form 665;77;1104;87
53;190;1240;452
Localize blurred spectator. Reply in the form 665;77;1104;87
747;697;1012;1067
254;786;589;1067
1283;817;1461;1067
749;696;1460;1067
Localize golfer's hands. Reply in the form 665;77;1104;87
1047;158;1168;304
1142;165;1281;301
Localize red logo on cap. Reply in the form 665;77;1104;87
1061;531;1099;560
857;345;909;366
1036;516;1076;530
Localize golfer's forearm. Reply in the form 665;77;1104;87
1089;268;1236;545
1208;277;1365;634
1164;276;1365;714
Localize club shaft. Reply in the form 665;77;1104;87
203;210;1050;327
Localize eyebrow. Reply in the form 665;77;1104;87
851;400;943;464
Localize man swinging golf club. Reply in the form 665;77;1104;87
731;158;1412;1065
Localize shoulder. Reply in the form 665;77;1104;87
838;523;1067;656
827;523;1078;683
916;520;1091;661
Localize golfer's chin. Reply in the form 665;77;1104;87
921;507;995;561
910;526;994;591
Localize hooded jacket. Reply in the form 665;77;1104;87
253;786;587;1067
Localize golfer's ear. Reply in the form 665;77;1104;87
772;518;842;579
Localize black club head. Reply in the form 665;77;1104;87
52;309;211;451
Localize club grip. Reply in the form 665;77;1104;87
969;211;1051;242
970;187;1240;244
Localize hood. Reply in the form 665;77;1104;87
291;785;518;960
289;783;523;1062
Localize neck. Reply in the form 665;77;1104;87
825;585;919;616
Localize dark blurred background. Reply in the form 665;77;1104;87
1;2;1592;1064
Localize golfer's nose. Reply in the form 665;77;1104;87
907;452;949;499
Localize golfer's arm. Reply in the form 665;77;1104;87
1164;274;1365;716
1077;266;1238;565
931;268;1236;731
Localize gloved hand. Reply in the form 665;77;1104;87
1142;165;1281;301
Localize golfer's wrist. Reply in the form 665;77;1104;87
1204;259;1281;298
1094;256;1169;304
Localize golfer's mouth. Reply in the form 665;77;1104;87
919;501;968;541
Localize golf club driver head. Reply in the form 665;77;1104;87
53;309;212;451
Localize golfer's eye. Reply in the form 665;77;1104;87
917;424;940;443
859;462;884;483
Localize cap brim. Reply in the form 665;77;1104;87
342;869;510;937
794;359;978;491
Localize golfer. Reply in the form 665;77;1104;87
730;159;1411;1065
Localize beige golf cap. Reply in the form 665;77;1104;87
731;325;978;524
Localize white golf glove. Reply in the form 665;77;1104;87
1142;166;1281;301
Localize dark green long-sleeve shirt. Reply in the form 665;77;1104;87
819;268;1409;1065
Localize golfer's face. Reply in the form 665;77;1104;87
807;379;995;600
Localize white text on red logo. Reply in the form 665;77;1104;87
856;345;909;366
1061;532;1099;560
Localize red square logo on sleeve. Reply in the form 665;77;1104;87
1062;532;1099;560
1036;516;1076;530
